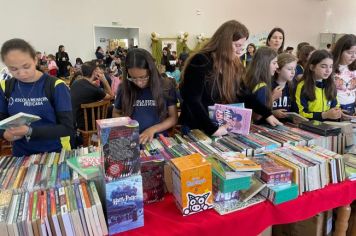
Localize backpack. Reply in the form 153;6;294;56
1;75;60;107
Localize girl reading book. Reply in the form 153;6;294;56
295;50;341;121
0;38;73;156
113;48;178;144
243;47;279;122
179;20;281;137
272;53;298;119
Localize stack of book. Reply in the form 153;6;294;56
0;181;108;236
343;154;356;181
97;117;144;234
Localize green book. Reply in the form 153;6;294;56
66;155;100;180
266;183;299;205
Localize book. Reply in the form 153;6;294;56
66;156;100;180
285;112;308;124
214;194;266;215
0;112;41;129
105;175;144;234
218;153;261;172
213;104;252;135
239;176;267;202
299;120;341;136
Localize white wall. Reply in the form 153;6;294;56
0;0;355;67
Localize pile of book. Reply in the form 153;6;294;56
97;117;144;234
343;153;356;181
0;180;108;236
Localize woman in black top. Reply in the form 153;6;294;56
55;45;70;77
179;20;281;136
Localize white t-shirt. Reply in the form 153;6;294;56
334;64;356;105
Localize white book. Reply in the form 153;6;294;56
78;185;94;236
89;182;108;236
7;194;18;236
0;112;41;129
86;186;103;236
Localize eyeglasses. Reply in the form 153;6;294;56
126;76;149;83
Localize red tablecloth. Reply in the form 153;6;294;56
119;180;356;236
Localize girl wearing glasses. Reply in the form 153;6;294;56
113;48;178;144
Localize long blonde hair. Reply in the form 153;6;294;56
181;20;249;103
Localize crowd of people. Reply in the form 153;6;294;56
0;19;355;157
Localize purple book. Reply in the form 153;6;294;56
213;104;252;135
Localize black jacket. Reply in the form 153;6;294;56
179;53;272;135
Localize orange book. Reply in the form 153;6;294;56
171;153;213;216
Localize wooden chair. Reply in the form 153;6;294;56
78;100;111;147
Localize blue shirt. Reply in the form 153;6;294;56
272;81;291;111
114;87;176;133
0;74;72;156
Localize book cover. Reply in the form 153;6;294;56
239;176;267;202
141;160;165;204
214;194;265;215
105;175;144;234
285;112;308;124
213;104;252;135
97;117;140;181
299;120;341;136
0;112;41;129
66;156;100;180
218;153;261;172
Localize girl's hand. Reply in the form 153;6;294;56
323;108;342;120
139;127;157;144
8;125;29;136
3;130;24;142
272;109;287;119
266;115;283;126
272;86;283;101
212;125;228;137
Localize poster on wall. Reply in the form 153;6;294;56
161;39;177;52
242;32;268;54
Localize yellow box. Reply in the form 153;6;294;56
171;153;213;216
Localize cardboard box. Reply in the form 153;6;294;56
171;153;213;216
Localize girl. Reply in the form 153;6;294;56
244;47;279;122
55;45;70;77
295;50;341;121
295;45;315;82
113;48;178;144
95;46;105;60
0;38;73;156
272;53;298;118
266;27;285;54
240;43;256;67
179;20;281;137
332;34;356;115
74;57;83;71
47;54;58;77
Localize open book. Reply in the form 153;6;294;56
0;112;41;129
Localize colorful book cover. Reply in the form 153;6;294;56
0;112;41;129
97;117;140;181
105;175;144;234
213;104;252;135
218;153;261;172
140;160;165;204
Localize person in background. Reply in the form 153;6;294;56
266;27;285;54
295;50;341;121
47;54;58;77
161;47;175;73
295;45;316;82
179;20;281;137
0;38;73;156
326;43;332;52
74;57;83;71
243;47;279;123
35;51;47;72
95;46;105;60
70;61;113;132
178;47;189;69
240;43;256;67
272;53;298;119
284;46;294;54
332;34;356;115
56;45;70;77
113;48;178;144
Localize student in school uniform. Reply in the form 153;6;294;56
179;20;281;137
243;47;280;123
271;53;298;119
0;38;73;156
113;48;178;144
295;50;341;121
332;34;356;115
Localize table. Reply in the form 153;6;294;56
119;180;356;236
